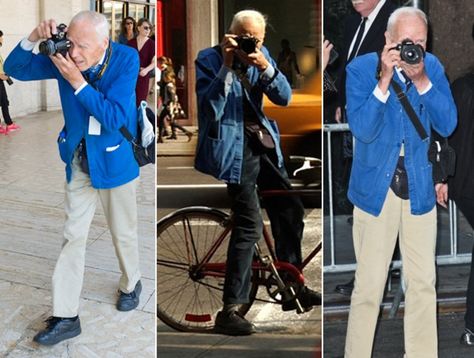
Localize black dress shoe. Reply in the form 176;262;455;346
335;278;354;296
214;310;256;336
282;286;321;312
33;316;81;346
461;328;474;346
117;280;142;311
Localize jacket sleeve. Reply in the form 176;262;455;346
346;56;388;143
195;49;234;123
421;55;457;137
257;48;291;106
74;49;139;132
4;42;57;81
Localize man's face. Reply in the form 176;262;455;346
233;19;265;50
351;0;380;17
67;20;108;71
388;16;428;51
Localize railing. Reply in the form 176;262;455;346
323;123;471;273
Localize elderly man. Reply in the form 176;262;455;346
5;11;142;345
344;7;457;357
195;9;320;336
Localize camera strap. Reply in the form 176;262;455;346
85;42;112;89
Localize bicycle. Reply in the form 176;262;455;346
156;156;322;333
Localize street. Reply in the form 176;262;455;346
157;153;322;357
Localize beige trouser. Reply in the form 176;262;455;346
52;153;141;317
345;189;437;358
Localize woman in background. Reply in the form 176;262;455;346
118;16;136;45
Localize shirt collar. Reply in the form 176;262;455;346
367;0;386;23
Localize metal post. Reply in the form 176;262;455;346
327;130;336;268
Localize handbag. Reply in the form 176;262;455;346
390;79;456;183
244;123;275;150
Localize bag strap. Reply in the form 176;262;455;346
390;79;428;140
119;126;137;146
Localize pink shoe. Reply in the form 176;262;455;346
0;125;5;134
6;123;20;133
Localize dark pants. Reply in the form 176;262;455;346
457;198;474;331
223;135;305;304
0;81;12;126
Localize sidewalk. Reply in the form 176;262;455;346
0;111;155;357
157;127;198;156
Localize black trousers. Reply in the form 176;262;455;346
0;80;12;126
223;134;305;304
456;198;474;331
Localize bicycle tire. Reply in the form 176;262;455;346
156;207;259;333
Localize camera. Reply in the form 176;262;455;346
39;23;71;56
6;77;13;85
236;36;258;54
391;40;425;65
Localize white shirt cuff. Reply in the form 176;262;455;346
259;64;275;81
373;85;390;103
418;81;433;95
74;81;88;95
20;37;36;51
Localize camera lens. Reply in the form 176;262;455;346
39;40;56;56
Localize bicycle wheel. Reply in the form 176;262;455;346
156;207;259;332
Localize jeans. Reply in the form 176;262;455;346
223;134;305;304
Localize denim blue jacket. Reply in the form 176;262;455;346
346;52;457;216
194;46;291;183
4;41;140;189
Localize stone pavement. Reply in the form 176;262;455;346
0;110;155;357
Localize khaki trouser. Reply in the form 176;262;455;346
52;153;141;317
345;189;437;358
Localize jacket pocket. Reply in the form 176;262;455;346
104;138;135;178
350;160;379;198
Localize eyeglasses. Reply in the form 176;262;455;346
125;22;133;25
143;26;151;30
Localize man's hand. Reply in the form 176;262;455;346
28;19;59;42
400;60;430;93
323;38;334;72
0;74;9;81
378;41;401;94
335;106;342;123
435;183;448;208
49;52;85;90
234;48;270;72
220;34;238;69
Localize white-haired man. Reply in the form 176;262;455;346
5;11;142;345
195;9;320;336
343;7;457;357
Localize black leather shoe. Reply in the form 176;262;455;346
117;280;142;311
335;278;354;296
214;310;256;336
33;316;81;346
282;286;321;312
461;328;474;346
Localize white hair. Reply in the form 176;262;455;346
229;10;267;33
70;10;109;40
387;7;428;36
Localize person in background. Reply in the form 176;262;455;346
128;18;155;106
277;38;301;87
0;30;20;134
118;16;137;45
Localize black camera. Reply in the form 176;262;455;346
236;36;258;54
391;40;425;65
6;77;13;85
39;24;71;56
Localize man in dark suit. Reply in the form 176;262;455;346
332;0;397;296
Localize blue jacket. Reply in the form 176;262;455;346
4;41;140;189
346;52;457;216
194;46;291;183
